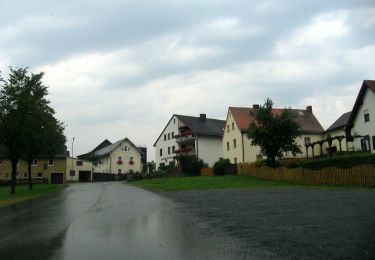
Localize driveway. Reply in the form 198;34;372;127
0;182;250;260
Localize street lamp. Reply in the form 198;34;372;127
71;137;75;181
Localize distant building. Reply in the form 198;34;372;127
324;111;354;152
222;105;324;163
154;114;225;168
79;137;143;179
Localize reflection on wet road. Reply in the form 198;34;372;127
0;182;246;259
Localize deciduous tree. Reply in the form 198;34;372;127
247;98;301;165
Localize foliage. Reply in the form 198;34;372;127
0;67;65;193
255;158;303;168
85;153;103;166
247;98;301;166
176;155;207;176
301;153;375;170
213;158;231;176
146;161;156;173
128;175;299;192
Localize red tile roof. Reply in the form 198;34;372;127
229;106;324;134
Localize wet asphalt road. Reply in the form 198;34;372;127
0;182;250;260
1;183;375;259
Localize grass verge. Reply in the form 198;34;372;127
128;175;303;192
0;184;65;207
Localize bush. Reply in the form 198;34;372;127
301;153;375;170
176;155;207;176
213;158;231;176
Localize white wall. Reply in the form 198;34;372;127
154;115;179;168
222;110;244;163
197;136;223;166
66;157;93;182
352;89;375;153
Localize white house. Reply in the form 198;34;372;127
154;114;225;168
79;138;143;178
346;80;375;152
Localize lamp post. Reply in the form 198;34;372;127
71;137;75;181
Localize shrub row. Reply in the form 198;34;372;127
301;153;375;170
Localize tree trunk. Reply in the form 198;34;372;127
10;158;17;194
28;158;32;190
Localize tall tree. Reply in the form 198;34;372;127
0;67;65;193
247;98;301;165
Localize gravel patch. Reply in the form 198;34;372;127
161;188;375;259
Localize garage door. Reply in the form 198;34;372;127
51;173;64;184
79;171;91;182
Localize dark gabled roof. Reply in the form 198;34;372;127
77;139;112;159
93;137;141;157
175;115;225;137
326;112;351;132
153;114;225;146
346;80;375;134
229;106;324;134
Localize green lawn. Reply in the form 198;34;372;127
128;175;302;192
0;184;65;207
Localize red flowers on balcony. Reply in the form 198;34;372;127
175;147;193;154
117;160;123;165
129;161;134;165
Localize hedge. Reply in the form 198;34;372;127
301;153;375;170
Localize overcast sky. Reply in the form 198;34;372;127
1;0;374;161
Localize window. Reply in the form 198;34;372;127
172;146;175;153
31;159;37;166
168;147;171;155
130;157;133;162
373;136;375;151
76;160;83;166
23;172;27;178
227;142;230;151
365;112;370;123
361;138;368;151
164;134;166;141
233;139;236;148
232;122;234;130
118;169;122;174
124;146;128;151
168;133;170;140
37;172;42;178
173;118;176;124
234;157;237;164
6;173;9;178
172;132;174;138
48;159;54;166
227;125;230;132
160;149;163;156
70;170;75;176
304;137;311;145
117;156;122;161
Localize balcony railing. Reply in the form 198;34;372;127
175;130;195;143
175;147;194;154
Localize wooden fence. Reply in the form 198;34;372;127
237;163;375;187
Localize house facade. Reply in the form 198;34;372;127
83;138;143;176
222;105;325;163
346;80;375;153
324;112;354;153
65;157;93;182
154;114;225;168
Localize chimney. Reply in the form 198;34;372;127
253;104;260;109
306;106;312;113
199;113;206;121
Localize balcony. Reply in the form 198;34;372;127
175;130;195;144
175;147;195;155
